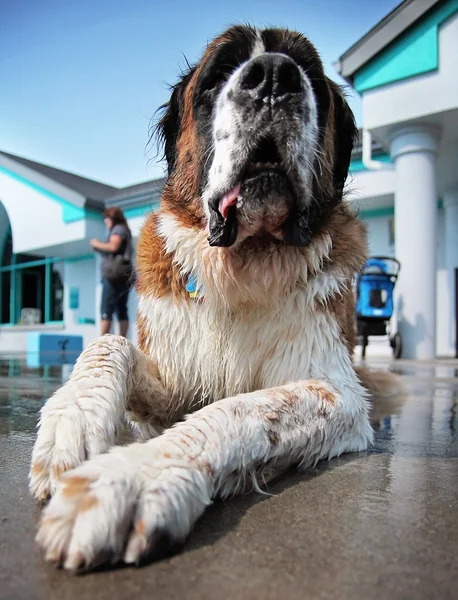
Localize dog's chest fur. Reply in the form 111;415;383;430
138;285;348;411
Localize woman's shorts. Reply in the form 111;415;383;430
101;279;130;321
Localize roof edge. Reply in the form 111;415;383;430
0;152;86;208
105;188;163;210
336;0;440;81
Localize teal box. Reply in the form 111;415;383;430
69;287;79;309
27;333;83;354
27;333;83;368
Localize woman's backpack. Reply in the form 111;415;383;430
103;232;134;284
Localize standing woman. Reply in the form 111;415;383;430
90;207;134;338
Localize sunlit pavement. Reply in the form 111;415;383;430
1;356;457;600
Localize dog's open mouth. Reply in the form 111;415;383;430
246;137;283;176
218;137;287;219
209;136;310;248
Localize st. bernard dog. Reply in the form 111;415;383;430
29;25;398;570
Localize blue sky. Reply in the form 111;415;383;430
1;0;400;187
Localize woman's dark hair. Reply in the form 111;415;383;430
103;207;131;233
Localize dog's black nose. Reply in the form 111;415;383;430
238;53;302;102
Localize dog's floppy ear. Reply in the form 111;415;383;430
155;68;196;176
329;82;358;192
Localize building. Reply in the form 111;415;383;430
1;0;457;358
338;0;458;359
0;149;163;352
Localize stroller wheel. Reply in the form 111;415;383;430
391;332;402;359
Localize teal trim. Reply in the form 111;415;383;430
360;199;443;220
349;153;392;173
0;256;56;272
78;317;96;325
124;202;159;219
0;253;94;272
354;0;458;92
64;253;95;263
62;204;87;223
63;206;104;223
0;165;103;223
360;207;395;220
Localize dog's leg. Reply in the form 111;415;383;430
29;334;170;501
35;377;373;570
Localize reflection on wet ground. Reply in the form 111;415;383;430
1;355;457;600
0;358;70;436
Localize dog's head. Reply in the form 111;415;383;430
156;25;357;249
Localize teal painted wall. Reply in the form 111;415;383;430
354;0;458;93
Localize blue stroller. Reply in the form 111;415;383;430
356;256;402;359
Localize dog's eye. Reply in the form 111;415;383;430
195;71;229;110
200;72;228;95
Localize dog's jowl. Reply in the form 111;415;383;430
30;25;399;571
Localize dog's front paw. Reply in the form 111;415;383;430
36;443;212;570
29;381;121;502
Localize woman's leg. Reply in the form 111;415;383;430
101;319;112;335
100;280;115;335
116;282;130;338
119;320;129;337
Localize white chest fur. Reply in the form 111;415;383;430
138;288;351;410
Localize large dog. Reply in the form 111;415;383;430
29;25;395;571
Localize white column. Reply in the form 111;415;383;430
444;189;458;356
390;124;441;359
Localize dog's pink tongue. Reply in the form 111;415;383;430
218;183;241;220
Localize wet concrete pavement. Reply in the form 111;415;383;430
1;357;457;600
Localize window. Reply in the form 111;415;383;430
49;262;64;322
0;230;64;325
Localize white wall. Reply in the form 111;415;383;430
128;215;148;238
125;215;147;345
63;258;98;347
127;287;138;345
0;172;86;254
362;216;394;256
347;168;395;205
